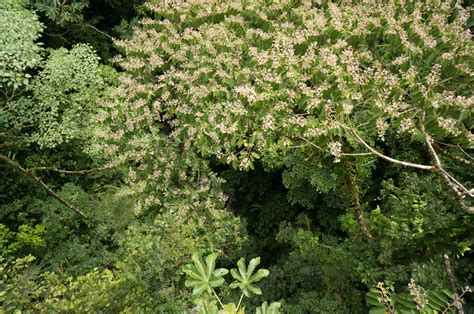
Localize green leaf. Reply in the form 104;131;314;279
428;291;448;309
247;257;260;277
369;307;388;314
220;302;245;314
236;257;247;280
230;268;243;282
230;256;269;297
213;268;229;277
250;269;269;282
208;276;225;287
246;283;262;295
229;281;241;289
205;253;218;278
193;284;209;296
193;252;208;277
195;295;219;314
183;252;229;296
256;301;281;314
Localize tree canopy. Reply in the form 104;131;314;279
1;0;473;313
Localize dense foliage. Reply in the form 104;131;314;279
1;0;473;313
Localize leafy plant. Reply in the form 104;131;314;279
31;0;88;25
366;281;472;314
255;301;282;314
230;257;269;298
183;252;275;314
183;252;229;296
0;224;45;258
0;1;43;92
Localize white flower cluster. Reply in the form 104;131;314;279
408;279;428;310
328;141;343;163
437;117;462;136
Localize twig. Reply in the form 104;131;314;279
442;286;471;314
341;152;373;157
80;23;115;41
425;136;473;214
440;168;473;197
287;143;310;149
434;143;474;169
0;154;87;219
211;288;224;309
29;164;116;175
236;293;244;311
0;124;36;137
436;141;473;160
296;136;323;150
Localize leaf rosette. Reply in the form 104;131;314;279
183;252;229;295
229;257;269;297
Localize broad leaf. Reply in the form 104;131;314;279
256;301;281;314
230;257;269;297
183;252;229;296
218;303;245;314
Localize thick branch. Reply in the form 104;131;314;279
348;127;473;214
350;130;435;171
0;154;87;219
443;253;464;314
345;163;372;240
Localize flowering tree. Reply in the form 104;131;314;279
95;6;474;308
1;0;473;312
99;0;472;218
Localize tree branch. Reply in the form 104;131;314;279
436;141;473;160
0;124;37;137
29;164;116;175
79;23;114;40
0;154;87;219
443;253;464;314
341;152;373;157
345;162;373;240
425;136;473;214
350;130;436;171
346;126;473;214
296;136;323;150
434;143;474;169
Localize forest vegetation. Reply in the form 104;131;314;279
0;0;473;313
